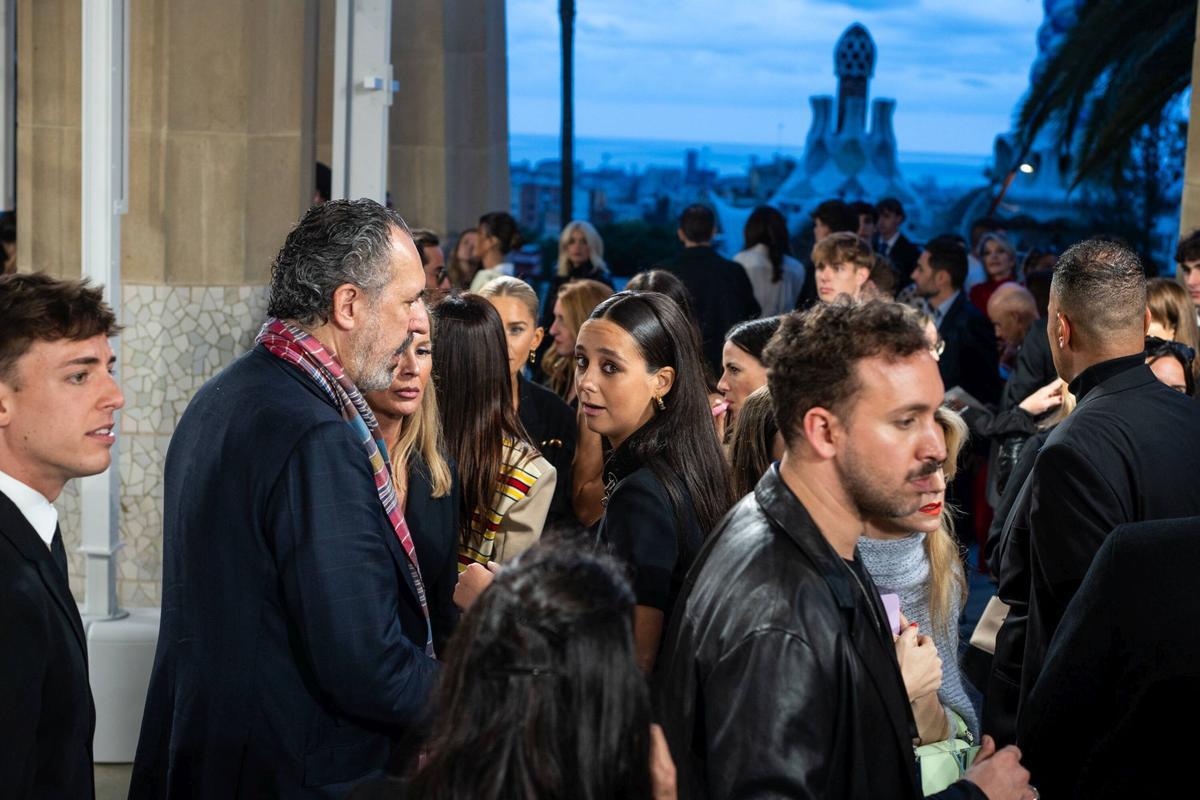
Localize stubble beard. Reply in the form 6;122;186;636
836;443;931;520
348;309;413;393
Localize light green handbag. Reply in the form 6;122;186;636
915;709;980;796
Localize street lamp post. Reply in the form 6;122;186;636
560;0;575;227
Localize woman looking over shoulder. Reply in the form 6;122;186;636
469;211;521;291
478;276;578;528
431;295;557;569
576;291;732;672
859;406;978;744
363;303;461;651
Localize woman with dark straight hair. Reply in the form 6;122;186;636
432;294;556;568
717;315;781;427
349;546;676;800
576;291;732;672
469;211;522;291
734;205;805;316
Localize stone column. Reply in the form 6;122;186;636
1180;0;1200;236
18;0;316;605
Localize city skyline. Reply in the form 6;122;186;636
506;0;1045;156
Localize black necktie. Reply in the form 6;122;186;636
50;525;68;580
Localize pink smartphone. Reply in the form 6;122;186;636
880;593;902;636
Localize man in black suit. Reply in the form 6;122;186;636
911;235;1002;405
131;200;439;798
0;273;126;799
653;204;759;376
875;197;921;277
1020;516;1200;797
1015;238;1200;726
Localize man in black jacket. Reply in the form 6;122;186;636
655;301;1031;800
875;197;922;276
0;273;125;799
653;204;759;376
1015;238;1200;726
1020;516;1200;798
131;200;439;798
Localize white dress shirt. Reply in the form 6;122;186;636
0;468;58;549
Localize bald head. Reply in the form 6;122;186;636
987;283;1038;347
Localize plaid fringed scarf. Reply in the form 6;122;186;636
257;317;434;658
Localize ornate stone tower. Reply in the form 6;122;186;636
835;23;875;135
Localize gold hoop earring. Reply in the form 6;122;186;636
654;394;666;412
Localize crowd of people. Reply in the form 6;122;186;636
3;192;1200;799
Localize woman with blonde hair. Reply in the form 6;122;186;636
1148;277;1200;383
478;276;576;526
860;406;978;744
543;278;613;403
537;221;615;360
364;305;460;651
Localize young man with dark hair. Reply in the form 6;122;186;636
1174;228;1200;316
132;199;438;797
653;203;759;375
875;197;921;276
811;230;872;302
1007;239;1200;771
0;273;125;799
852;199;877;240
911;235;1002;404
656;300;1033;800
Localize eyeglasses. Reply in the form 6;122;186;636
930;338;946;359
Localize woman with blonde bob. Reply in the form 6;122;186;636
859;407;979;744
364;305;461;651
537;221;615;367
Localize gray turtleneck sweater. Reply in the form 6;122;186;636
858;532;980;740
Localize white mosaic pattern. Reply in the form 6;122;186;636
57;284;270;607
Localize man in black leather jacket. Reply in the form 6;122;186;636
655;301;1033;800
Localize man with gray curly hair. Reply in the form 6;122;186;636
132;199;437;798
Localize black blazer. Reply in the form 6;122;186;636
1020;517;1200;798
654;467;983;800
518;375;576;527
653;246;760;376
881;233;921;277
405;454;461;655
998;318;1057;412
130;346;440;799
0;493;95;799
937;291;1002;405
1020;355;1200;713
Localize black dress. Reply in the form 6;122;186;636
405;453;461;654
596;448;703;627
518;375;577;527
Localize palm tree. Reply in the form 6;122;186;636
1015;0;1195;187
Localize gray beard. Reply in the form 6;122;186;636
350;330;413;393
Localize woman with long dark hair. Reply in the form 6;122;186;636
432;295;556;567
717;316;781;428
349;545;676;800
734;205;805;316
575;291;732;672
469;211;522;291
364;305;461;651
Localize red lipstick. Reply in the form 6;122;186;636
919;501;942;516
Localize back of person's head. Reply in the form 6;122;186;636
742;205;791;280
764;300;928;447
1145;335;1196;396
988;282;1038;322
432;294;532;541
812;231;872;271
678;204;716;244
866;254;898;298
725;316;782;362
811;199;858;234
876;197;906;220
557;220;607;277
626;270;695;322
314;161;331;204
850;200;877;224
1175;229;1200;267
924;234;969;290
477;275;540;323
1148;277;1200;352
1052;238;1147;350
729;385;779;499
410;545;651;800
588;291;732;534
0;273;121;387
479;211;521;256
268;198;410;326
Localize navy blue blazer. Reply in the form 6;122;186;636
938;291;1002;405
0;492;95;799
130;346;439;799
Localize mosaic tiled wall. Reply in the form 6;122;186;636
57;284;270;606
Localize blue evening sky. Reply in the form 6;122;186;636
506;0;1046;156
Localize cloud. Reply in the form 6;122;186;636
507;0;1044;153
